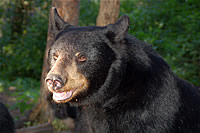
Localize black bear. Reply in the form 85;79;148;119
0;102;15;133
45;8;200;133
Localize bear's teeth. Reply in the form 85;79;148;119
53;91;72;101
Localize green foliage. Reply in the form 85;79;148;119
24;120;40;127
0;78;40;114
79;0;100;26
0;0;50;79
52;119;68;131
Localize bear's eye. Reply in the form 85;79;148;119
75;52;87;63
53;54;59;61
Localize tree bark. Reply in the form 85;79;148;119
52;0;80;25
96;0;120;26
39;0;80;123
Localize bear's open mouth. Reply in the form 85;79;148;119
49;83;88;103
53;91;73;101
51;87;78;103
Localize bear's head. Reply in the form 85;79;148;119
45;8;130;105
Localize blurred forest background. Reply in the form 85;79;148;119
0;0;199;127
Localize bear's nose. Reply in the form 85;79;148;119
45;74;64;90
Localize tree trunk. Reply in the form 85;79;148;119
39;0;80;123
96;0;120;26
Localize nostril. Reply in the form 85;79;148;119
46;74;64;90
53;80;62;90
46;79;53;88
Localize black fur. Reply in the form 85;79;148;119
49;8;200;133
0;102;15;133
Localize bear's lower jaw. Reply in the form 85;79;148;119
53;91;73;102
49;83;89;103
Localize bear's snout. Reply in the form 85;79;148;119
45;74;65;90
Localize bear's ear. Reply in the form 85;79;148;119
105;15;130;43
51;7;70;35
